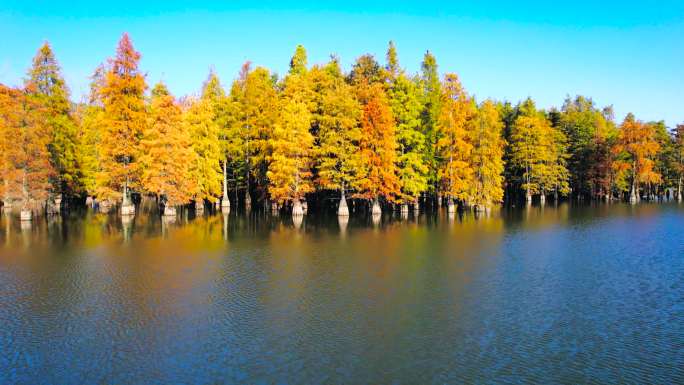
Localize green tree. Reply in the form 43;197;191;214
25;42;80;199
508;99;569;203
310;58;362;214
469;100;505;209
385;42;428;206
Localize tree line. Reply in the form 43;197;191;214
1;34;683;218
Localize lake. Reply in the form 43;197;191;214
1;203;683;384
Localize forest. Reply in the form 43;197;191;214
1;33;683;219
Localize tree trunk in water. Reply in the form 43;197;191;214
447;198;456;213
222;161;230;210
436;193;442;207
121;179;135;216
678;176;682;202
540;193;546;206
525;189;532;205
630;180;638;204
292;199;304;217
371;198;382;215
338;190;349;217
163;205;176;217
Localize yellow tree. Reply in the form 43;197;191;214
469;100;505;210
185;95;222;206
140;83;197;208
435;73;474;209
612;113;660;203
267;95;314;214
233;65;279;205
97;33;147;212
267;49;315;214
354;82;401;214
310;58;362;215
75;64;107;203
509;99;569;203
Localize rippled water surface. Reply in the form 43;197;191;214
1;203;683;384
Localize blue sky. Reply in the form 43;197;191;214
1;1;683;126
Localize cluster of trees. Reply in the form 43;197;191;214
1;34;683;218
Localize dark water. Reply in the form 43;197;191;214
1;204;683;384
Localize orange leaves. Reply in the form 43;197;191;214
355;82;401;202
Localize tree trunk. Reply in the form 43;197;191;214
371;198;382;215
292;199;304;216
447;198;456;213
338;190;349;217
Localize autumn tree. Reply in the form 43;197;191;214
97;33;147;212
612;114;660;203
469;100;505;210
75;64;107;201
25;42;80;201
267;91;314;213
310;58;362;215
435;74;474;210
232;65;279;206
140;83;197;208
0;85;53;212
354;82;401;214
508;99;569;203
384;42;428;208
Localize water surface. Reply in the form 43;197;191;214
1;204;683;384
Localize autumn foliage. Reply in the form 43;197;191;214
2;36;683;217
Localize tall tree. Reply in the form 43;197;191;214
612;114;660;203
140;83;197;206
469;100;505;209
75;64;107;200
0;85;53;211
385;42;428;206
267;90;314;210
508;99;569;203
435;74;474;207
557;96;616;199
354;82;401;212
310;58;362;213
234;66;279;204
25;42;80;199
420;51;442;195
97;33;147;209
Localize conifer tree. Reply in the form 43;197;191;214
435;74;474;207
25;42;79;199
469;100;505;209
508;99;569;203
673;124;684;201
420;51;442;194
267;93;314;211
140;83;197;207
310;58;362;214
234;66;279;204
75;64;107;200
385;42;428;206
97;33;147;209
612;114;660;203
0;85;53;211
354;82;401;212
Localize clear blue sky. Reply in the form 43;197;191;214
1;1;683;126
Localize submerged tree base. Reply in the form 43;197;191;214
20;209;32;221
121;204;136;216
